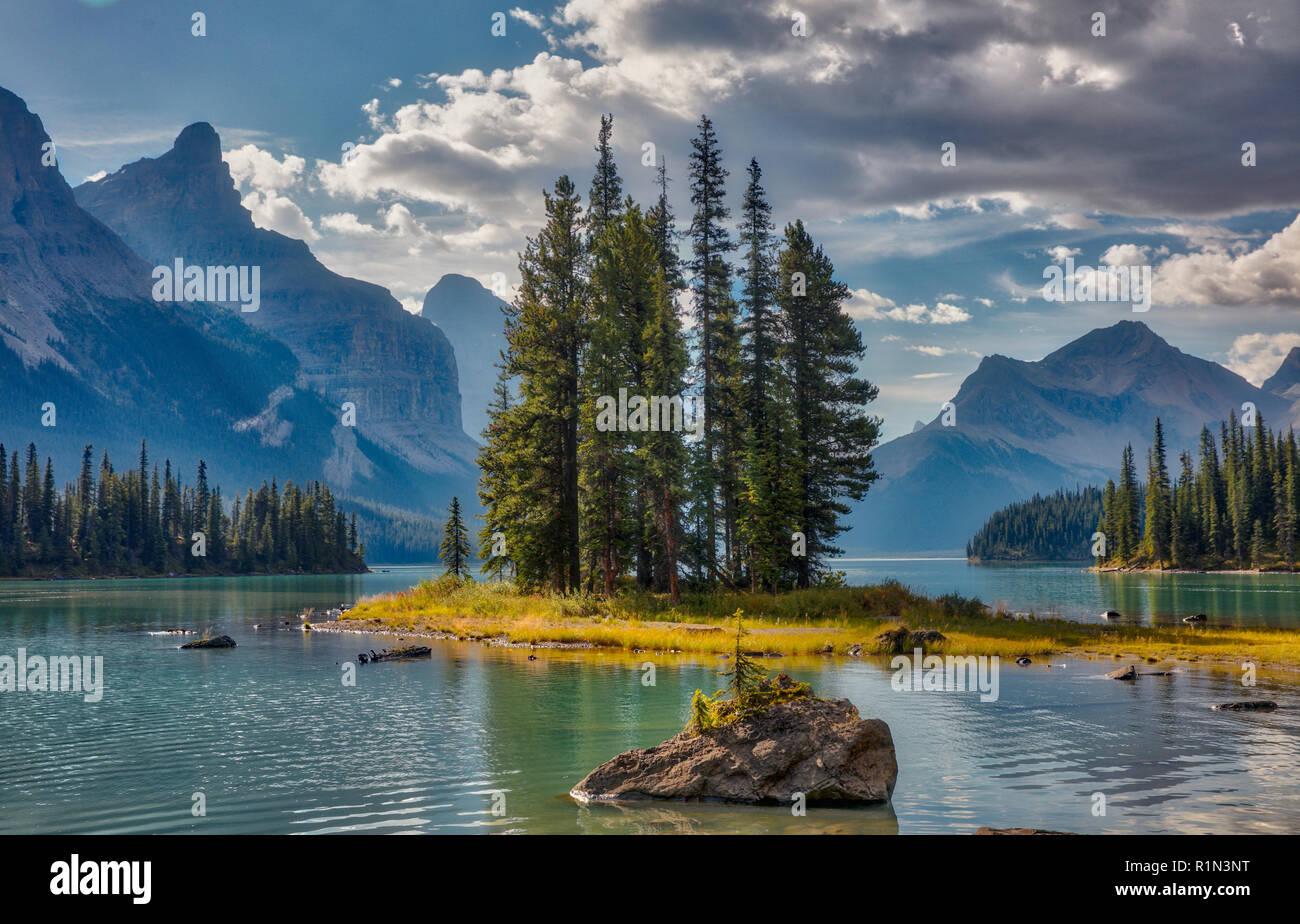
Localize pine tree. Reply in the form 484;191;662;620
736;157;796;592
1115;444;1140;561
640;253;690;603
648;158;683;294
686;114;738;585
776;220;881;586
723;611;767;711
580;209;635;595
501;175;586;591
477;364;518;582
440;496;472;580
586;113;623;243
1277;451;1296;568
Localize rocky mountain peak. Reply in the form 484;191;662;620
1263;347;1300;397
171;122;223;165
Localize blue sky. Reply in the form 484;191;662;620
3;0;1299;441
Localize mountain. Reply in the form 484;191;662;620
842;320;1297;555
419;273;508;440
73;124;477;486
0;85;460;519
1263;346;1300;400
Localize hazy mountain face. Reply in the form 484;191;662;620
0;85;469;516
1263;347;1300;401
419;274;508;441
74;123;477;478
844;320;1297;555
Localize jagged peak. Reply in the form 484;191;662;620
169;122;223;166
1262;346;1300;395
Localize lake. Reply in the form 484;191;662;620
1;563;1297;834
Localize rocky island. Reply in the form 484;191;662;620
572;619;898;806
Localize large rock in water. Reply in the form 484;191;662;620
570;698;897;805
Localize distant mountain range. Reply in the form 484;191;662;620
0;85;476;538
8;80;1295;565
419;273;508;440
842;320;1300;555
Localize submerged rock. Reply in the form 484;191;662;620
1213;700;1277;712
570;697;897;805
1106;665;1137;681
975;827;1078;835
180;635;236;649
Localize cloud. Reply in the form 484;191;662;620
224;144;306;193
1154;214;1300;307
240;190;318;241
905;345;982;358
1100;243;1155;266
845;289;971;324
510;7;547;30
1048;213;1101;230
1045;245;1081;264
912;372;953;379
1227;332;1300;385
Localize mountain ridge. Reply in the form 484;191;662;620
74;123;477;487
843;320;1298;554
0;84;466;520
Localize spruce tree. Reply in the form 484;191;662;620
686;114;738;585
440;496;472;580
775;220;881;586
477;364;518;582
736;158;796;591
501;175;586;591
640;255;690;603
586;113;623;243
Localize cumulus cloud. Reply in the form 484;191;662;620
845;289;971;324
224;145;305;192
240;190;318;241
1154;214;1300;307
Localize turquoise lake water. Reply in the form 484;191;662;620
1;562;1296;834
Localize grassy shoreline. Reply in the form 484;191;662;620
335;579;1300;680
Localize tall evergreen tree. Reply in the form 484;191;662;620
686;114;739;584
1142;418;1173;565
440;496;472;580
775;220;881;586
736;157;796;591
477;364;518;582
501;175;586;591
586;113;624;243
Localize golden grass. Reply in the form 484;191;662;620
338;578;1300;675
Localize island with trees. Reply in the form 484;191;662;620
1096;414;1298;571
